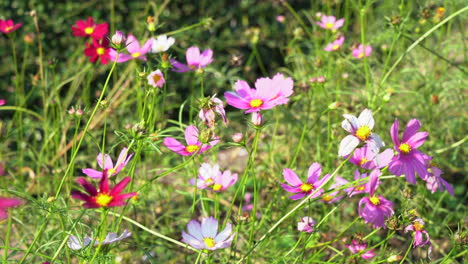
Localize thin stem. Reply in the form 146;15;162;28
3;209;13;262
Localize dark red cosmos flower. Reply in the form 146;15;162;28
84;38;111;64
0;19;22;34
72;17;108;40
71;170;136;208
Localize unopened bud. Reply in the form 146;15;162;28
232;133;243;143
328;102;343;110
111;30;126;46
387;255;403;262
76;109;84;116
68;108;76;115
196;68;204;75
47;197;56;203
199;129;213;143
251;112;263;126
100;100;109;108
24;33;35;44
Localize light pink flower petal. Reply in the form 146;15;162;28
163;137;187;154
82;168;103;179
214;223;232;243
339;135;360;157
140;38;154;54
125;35;141;54
283;168;302;186
170;59;192;72
185;125;199;145
182;231;205;249
390;119;400;145
199;49;214;67
97;153;113;170
201;217;218;238
307;162;322;183
358;109;374;129
186;46;201;66
187;220;203;240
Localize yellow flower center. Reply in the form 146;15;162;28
153;74;161;83
204;178;214;185
332;44;340;50
203;237;215;248
5;26;13;32
399;143;412;154
95;193;113;207
413;222;424;231
212;184;222;191
355;126;372;141
358;52;365;59
355;185;365;191
186;145;200;153
322;194;333;202
249;99;263;108
107;168;116;175
359;157;369;166
84;27;94;35
132;52;141;58
325;22;334;29
96;47;105;55
300;183;313;192
370;196;380;205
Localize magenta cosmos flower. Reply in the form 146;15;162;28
0;197;22;219
190;163;238;192
109;34;153;63
352;44;372;59
281;162;331;200
424;160;454;196
348;145;393;170
71;17;108;40
358;169;394;228
324;36;345;51
388;119;429;184
71;170;137;208
163;125;219;156
298;217;315;233
404;218;432;256
0;19;22;34
199;96;227;128
343;169;382;197
224;73;294;113
0;99;5;106
84;38;111;65
316;15;344;30
182;217;235;251
345;240;376;259
147;69;165;88
171;46;213;72
339;109;384;157
82;148;133;180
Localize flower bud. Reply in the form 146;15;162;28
317;76;326;83
387;255;403;262
251;112;263;126
68;107;76;115
328;102;343;110
112;31;125;45
232;133;243;143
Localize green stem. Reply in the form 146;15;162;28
3;209;13;262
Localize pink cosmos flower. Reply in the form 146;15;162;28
84;38;111;65
281;162;331;200
163;125;219;156
316;15;344;30
388;119;429;184
147;70;165;88
298;217;315;233
111;31;126;46
276;15;286;23
182;217;235;251
109;34;153;63
68;229;132;250
82;148;133;180
348;145;394;170
352;44;372;59
404;218;432;256
0;99;5;106
320;176;346;203
170;46;213;72
0;197;22;219
343;169;381;197
324;36;345;51
71;17;108;39
424;160;454;196
199;96;227;127
224;73;294;113
71;170;137;208
345;240;376;259
190;163;238;192
358;169;394;228
339;109;384;157
0;19;22;34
